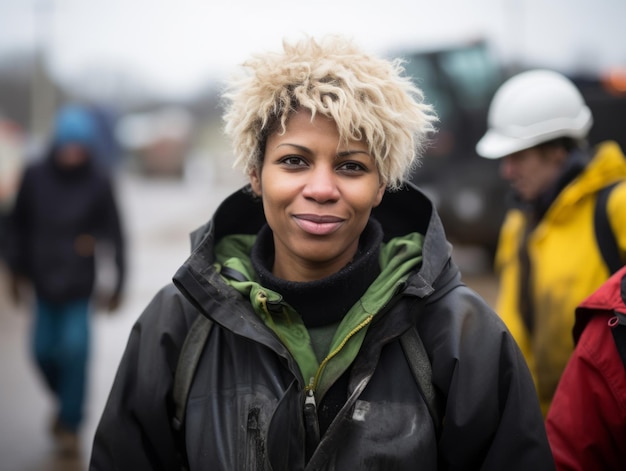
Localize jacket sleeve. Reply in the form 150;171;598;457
545;314;626;471
4;167;33;276
425;286;555;470
90;284;194;471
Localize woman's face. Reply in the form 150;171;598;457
250;109;385;282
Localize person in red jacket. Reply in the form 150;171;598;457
545;265;626;470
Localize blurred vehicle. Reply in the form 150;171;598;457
115;107;194;178
570;68;626;152
394;39;509;255
394;41;626;257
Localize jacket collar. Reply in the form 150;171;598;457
573;266;626;344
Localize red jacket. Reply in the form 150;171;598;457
545;266;626;471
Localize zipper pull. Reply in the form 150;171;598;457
303;381;320;461
304;388;318;415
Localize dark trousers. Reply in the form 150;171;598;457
33;297;90;431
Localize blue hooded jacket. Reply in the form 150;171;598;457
6;105;126;302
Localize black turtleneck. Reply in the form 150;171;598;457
251;218;384;328
251;219;384;437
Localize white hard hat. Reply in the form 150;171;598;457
476;69;593;159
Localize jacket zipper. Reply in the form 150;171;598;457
303;381;320;461
302;315;374;459
307;314;374;394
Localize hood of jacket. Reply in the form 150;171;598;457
52;105;98;150
173;182;455;358
574;265;626;344
546;141;626;223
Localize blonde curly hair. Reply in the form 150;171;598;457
222;35;437;190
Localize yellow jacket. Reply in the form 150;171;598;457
494;141;626;416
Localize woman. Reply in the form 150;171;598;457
90;36;554;470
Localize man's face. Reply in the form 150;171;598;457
56;143;89;168
499;146;566;202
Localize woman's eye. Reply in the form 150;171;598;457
280;156;307;167
338;161;367;173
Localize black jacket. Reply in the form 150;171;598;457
6;150;125;302
91;184;554;470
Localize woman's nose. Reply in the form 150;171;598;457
302;166;340;203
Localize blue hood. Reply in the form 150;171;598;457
53;105;97;150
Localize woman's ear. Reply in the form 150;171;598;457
373;180;386;208
249;168;262;196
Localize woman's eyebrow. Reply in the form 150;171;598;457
273;143;370;158
336;150;371;158
274;143;310;153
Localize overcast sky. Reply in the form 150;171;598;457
0;0;624;98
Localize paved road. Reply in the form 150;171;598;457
0;169;497;471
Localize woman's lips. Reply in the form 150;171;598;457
293;214;344;235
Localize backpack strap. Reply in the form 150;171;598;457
172;313;214;469
171;265;245;462
399;326;442;437
594;181;623;275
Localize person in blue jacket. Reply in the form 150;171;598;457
6;104;126;456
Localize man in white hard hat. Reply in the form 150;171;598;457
476;69;626;416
